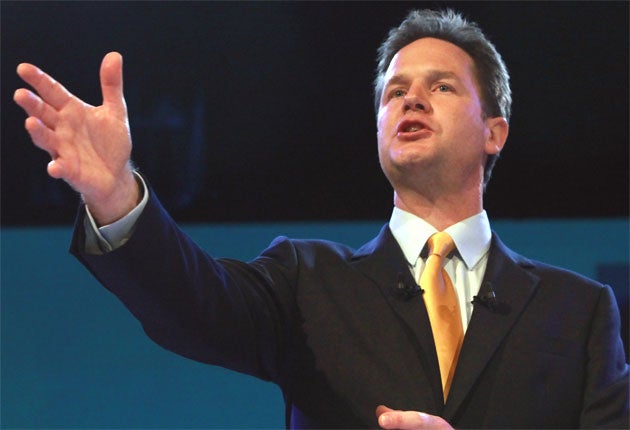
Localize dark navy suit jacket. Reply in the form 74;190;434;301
71;189;629;428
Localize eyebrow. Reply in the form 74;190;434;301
384;70;461;88
424;70;460;83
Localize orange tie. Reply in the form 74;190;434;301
420;232;463;401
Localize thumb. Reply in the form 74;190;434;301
100;51;125;113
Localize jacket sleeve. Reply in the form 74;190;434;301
580;284;629;428
70;187;300;383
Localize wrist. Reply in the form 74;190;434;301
83;168;141;226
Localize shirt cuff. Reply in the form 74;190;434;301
83;172;149;254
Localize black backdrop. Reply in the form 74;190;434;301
2;1;628;225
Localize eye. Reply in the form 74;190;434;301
435;84;452;93
390;89;406;99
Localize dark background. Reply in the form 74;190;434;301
2;1;628;225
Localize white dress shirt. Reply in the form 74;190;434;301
388;207;492;332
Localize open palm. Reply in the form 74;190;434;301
14;52;139;224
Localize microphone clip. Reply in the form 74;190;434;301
472;282;509;314
395;273;423;301
472;290;498;312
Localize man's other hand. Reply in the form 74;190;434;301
376;405;453;429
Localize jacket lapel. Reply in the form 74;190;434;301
351;225;444;411
443;233;541;420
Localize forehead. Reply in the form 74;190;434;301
384;37;476;82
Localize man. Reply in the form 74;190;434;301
14;9;628;429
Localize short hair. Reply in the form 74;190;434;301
374;9;512;186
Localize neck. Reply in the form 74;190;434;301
393;182;483;231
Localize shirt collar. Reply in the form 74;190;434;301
389;207;492;270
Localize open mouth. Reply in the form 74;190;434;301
397;119;431;135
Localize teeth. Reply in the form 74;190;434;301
407;126;419;132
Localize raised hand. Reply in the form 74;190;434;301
14;52;139;225
376;405;453;429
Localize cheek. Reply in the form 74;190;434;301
376;102;400;131
449;100;482;121
449;105;486;137
376;111;389;143
376;108;387;130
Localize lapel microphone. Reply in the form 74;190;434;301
395;272;423;300
472;282;499;312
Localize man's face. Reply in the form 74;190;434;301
376;37;503;191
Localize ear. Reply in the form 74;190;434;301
484;116;509;155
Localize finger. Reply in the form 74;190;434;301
378;410;424;429
46;160;63;179
24;117;69;181
375;405;394;418
376;405;451;430
16;63;74;111
24;116;59;158
380;412;451;430
47;159;66;180
100;52;126;115
13;88;58;129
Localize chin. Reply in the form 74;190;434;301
382;158;421;182
390;149;432;167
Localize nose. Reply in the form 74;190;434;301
403;93;428;112
403;85;429;112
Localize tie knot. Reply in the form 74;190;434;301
427;232;455;258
